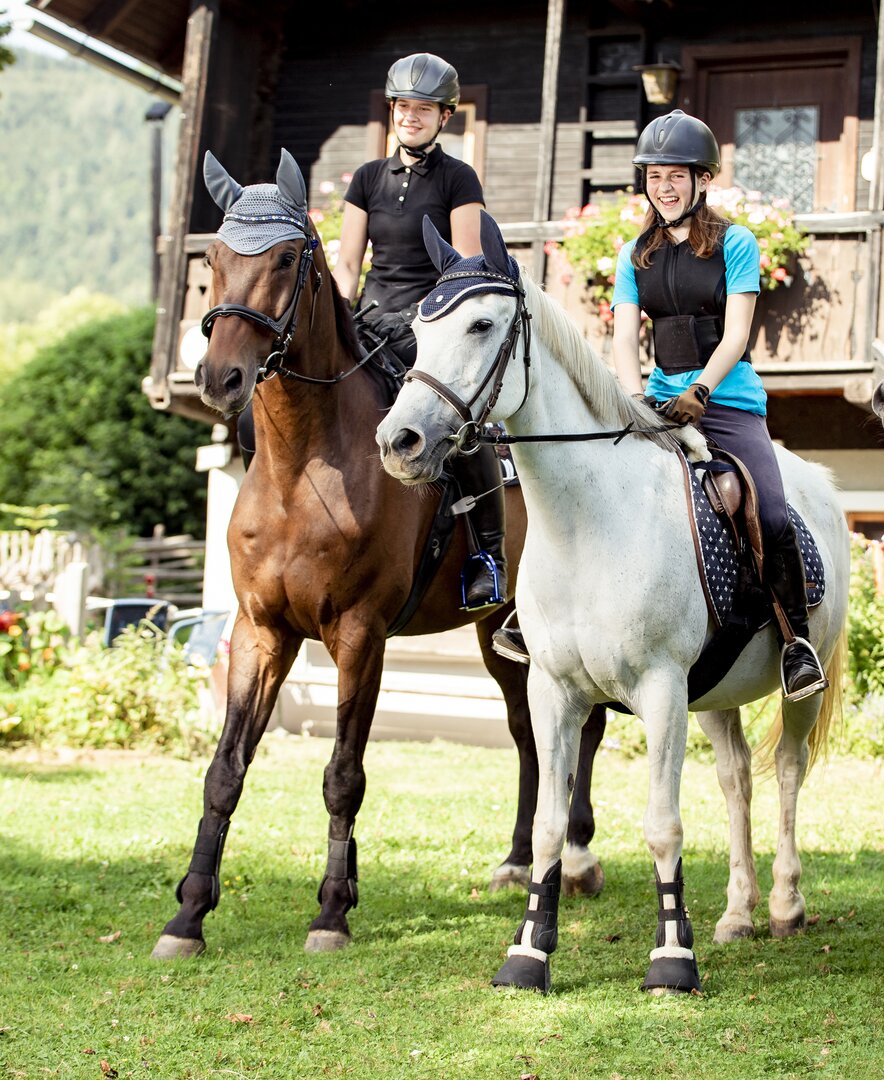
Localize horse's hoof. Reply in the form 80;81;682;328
488;863;530;893
641;955;701;994
150;934;206;960
562;862;605;898
491;952;551;994
769;912;806;938
713;917;755;944
304;929;352;953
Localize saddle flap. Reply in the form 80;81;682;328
701;467;742;520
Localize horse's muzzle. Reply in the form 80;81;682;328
194;358;254;418
377;424;444;484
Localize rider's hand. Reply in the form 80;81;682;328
661;382;710;425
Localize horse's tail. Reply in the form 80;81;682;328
754;627;846;775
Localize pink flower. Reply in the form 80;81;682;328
544;240;559;255
319;180;335;195
340;172;353;184
759;254;771;268
771;267;788;281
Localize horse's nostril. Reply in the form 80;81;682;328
223;367;244;396
193;361;205;389
391;428;423;456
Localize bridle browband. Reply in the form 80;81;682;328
405;270;532;454
200;231;373;386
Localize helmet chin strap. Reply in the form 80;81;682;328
398;115;447;163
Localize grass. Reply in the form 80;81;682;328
0;732;881;1079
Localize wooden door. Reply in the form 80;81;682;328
681;40;861;213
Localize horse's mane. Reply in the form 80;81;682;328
519;271;709;460
329;277;363;361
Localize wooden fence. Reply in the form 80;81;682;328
0;530;102;600
118;525;205;607
0;526;206;609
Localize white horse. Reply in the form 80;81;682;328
377;211;850;994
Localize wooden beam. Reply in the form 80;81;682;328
150;2;216;404
83;0;141;38
531;0;566;281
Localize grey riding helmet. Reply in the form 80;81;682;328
385;52;460;110
633;109;721;177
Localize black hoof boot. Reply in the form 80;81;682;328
492;860;561;994
492;952;551;993
641;858;702;993
641;954;702;993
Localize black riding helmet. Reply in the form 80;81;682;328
385;52;460;110
633;109;720;175
633;110;720;227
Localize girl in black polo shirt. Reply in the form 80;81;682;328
333;53;508;611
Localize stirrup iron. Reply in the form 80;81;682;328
780;636;828;702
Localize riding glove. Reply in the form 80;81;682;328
661;382;710;425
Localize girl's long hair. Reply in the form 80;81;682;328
632;191;730;268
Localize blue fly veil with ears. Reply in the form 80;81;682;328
204;149;310;254
419;210;522;320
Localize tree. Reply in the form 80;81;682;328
0;11;14;77
0;308;208;538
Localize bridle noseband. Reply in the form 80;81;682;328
404;271;532;454
200;233;375;387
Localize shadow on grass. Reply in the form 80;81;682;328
0;759;105;784
2;829;880;998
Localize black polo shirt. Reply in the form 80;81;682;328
344;147;484;316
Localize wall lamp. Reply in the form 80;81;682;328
633;62;682;106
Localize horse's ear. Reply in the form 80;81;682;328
422;214;460;274
276;149;307;211
479;210;512;277
203;151;244;211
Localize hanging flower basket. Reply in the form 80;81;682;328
547;188;809;315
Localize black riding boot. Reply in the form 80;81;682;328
766;523;828;701
237;405;255;472
453;445;507;609
492;610;530;665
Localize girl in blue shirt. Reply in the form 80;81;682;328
611;109;827;702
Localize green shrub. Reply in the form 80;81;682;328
847;533;884;700
1;623;218;757
0;307;207;539
0;606;69;689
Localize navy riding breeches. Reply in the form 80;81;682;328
698;402;791;544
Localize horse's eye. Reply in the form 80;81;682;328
469;319;494;335
279;252;297;269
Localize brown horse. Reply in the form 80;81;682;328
151;151;606;959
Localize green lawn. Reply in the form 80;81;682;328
0;733;880;1079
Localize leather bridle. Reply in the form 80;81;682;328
200;233;377;386
404;271;532;454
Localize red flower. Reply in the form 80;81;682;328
0;611;22;633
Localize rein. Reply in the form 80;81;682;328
405;275;682;453
476;420;683;446
200;233;373;386
405;273;532;454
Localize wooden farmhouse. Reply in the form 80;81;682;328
27;0;884;737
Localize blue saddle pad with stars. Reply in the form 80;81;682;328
685;463;825;629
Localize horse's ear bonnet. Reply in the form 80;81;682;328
419;210;521;321
204;148;310;255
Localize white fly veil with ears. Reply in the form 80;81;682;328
204;149;310;255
